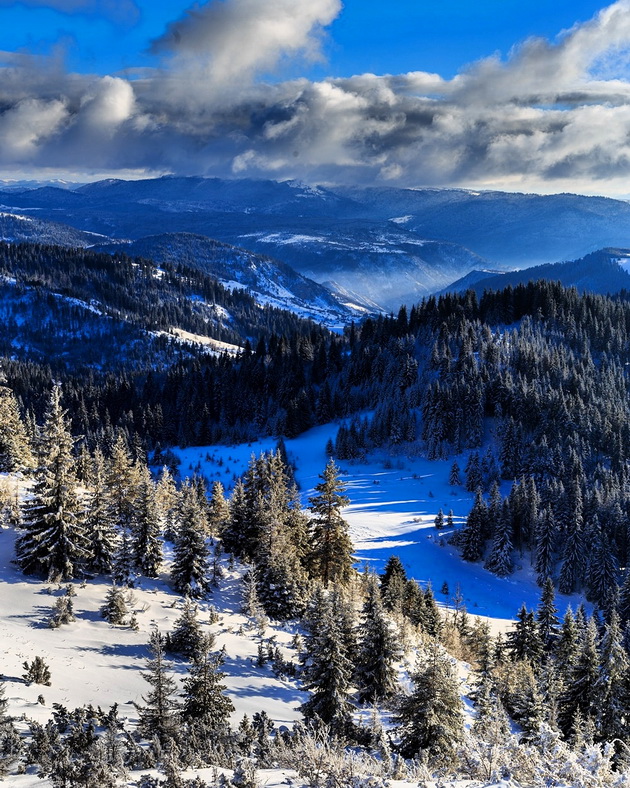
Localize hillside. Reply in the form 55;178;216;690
95;232;365;323
441;248;630;296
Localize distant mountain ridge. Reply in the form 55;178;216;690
6;176;630;308
440;248;630;297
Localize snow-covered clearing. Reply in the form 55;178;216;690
0;529;306;736
174;423;584;626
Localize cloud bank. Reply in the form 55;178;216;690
3;0;630;193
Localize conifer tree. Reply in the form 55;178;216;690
207;481;230;537
558;481;585;595
461;489;488;562
16;385;89;582
448;460;461;486
85;447;117;575
168;598;204;658
537;577;560;652
434;508;444;529
308;458;353;587
356;575;401;703
535;508;556;586
586;519;618;616
0;384;33;473
156;467;179;542
181;635;234;729
558;617;600;737
171;483;210;598
506;605;543;664
484;501;513;577
101;584;129;625
554;606;580;675
135;628;180;744
594;610;629;744
133;464;162;578
301;592;354;737
395;641;463;764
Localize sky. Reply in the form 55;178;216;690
1;0;630;195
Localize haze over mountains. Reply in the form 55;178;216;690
4;176;630;311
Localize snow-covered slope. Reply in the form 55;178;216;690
95;232;368;324
0;211;106;247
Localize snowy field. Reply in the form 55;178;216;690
174;422;585;624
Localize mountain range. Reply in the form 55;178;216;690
4;176;630;311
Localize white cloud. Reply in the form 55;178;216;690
5;0;630;193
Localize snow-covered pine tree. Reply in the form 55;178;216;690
0;384;33;473
207;481;230;537
506;604;543;664
380;555;407;613
536;577;560;652
222;478;248;558
101;584;129;625
85;447;118;575
461;489;488;562
132;463;162;578
395;641;464;764
558;616;600;738
535;507;556;586
168;598;204;658
156;467;179;542
135;628;180;744
484;500;514;576
308;458;353;587
301;591;354;738
593;610;629;744
356;574;401;703
171;483;210;598
16;385;89;582
586;517;618;617
181;635;234;729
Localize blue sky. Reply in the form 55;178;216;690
1;0;630;195
0;1;609;79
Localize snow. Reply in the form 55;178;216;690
390;216;413;225
173;423;584;625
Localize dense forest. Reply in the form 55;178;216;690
4;255;630;784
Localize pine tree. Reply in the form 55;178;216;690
537;577;560;652
434;508;444;529
554;606;580;675
594;610;629;744
207;481;230;537
395;641;463;764
0;384;33;473
85;447;117;575
16;385;89;582
308;459;353;587
448;460;461;486
171;483;210;598
301;591;354;737
156;467;179;542
168;598;204;658
356;575;401;703
181;635;234;729
535;508;556;586
101;584;129;625
506;605;543;664
558;616;600;737
586;519;618;616
133;464;162;578
135;629;180;744
461;489;488;562
558;481;585;595
484;500;513;576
